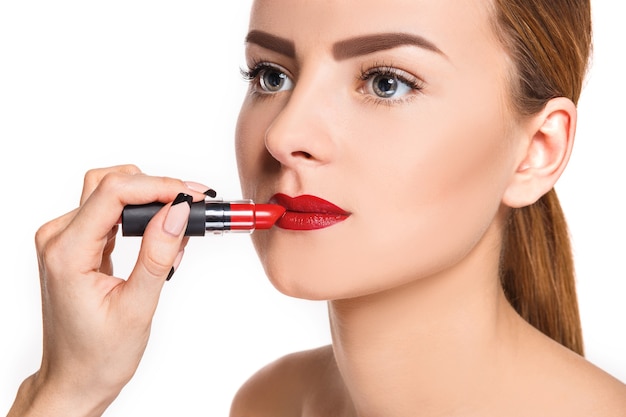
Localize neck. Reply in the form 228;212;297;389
327;231;526;416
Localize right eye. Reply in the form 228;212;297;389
242;63;294;94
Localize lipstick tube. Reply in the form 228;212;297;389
122;199;285;236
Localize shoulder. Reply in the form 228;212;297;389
562;357;626;416
229;345;334;417
560;362;626;416
522;333;626;416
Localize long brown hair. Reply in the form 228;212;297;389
492;0;592;355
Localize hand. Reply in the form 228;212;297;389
7;165;210;417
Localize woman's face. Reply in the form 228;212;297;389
236;0;524;300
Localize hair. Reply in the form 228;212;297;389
492;0;592;356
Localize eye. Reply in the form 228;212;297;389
369;73;411;98
242;62;294;94
260;68;292;92
359;66;423;101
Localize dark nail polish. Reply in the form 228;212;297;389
172;193;193;206
166;267;175;281
204;188;217;198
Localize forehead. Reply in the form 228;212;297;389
248;0;498;60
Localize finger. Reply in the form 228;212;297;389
65;172;206;273
34;208;79;253
80;164;142;206
125;193;192;309
99;224;119;276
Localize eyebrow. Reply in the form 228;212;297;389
245;30;296;58
332;33;445;60
244;30;445;61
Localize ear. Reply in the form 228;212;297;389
502;97;577;208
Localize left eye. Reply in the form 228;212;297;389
360;68;422;100
370;74;410;98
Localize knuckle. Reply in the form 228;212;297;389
97;171;124;192
34;210;78;277
34;221;55;250
84;164;141;183
83;167;109;191
34;213;70;251
36;233;67;279
83;167;103;184
97;171;136;196
141;250;173;280
116;163;142;174
153;174;186;190
83;165;143;192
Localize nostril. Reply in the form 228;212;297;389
292;151;313;159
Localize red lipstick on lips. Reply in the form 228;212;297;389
269;193;350;230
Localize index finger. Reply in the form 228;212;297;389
65;172;206;273
79;164;143;206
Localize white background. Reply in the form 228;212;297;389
0;1;624;415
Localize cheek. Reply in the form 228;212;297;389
234;100;275;199
352;111;510;276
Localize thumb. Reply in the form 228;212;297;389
126;193;192;307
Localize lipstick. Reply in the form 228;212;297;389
122;199;286;236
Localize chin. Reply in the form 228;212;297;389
251;233;366;300
251;234;419;302
259;257;352;301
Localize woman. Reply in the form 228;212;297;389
7;0;626;415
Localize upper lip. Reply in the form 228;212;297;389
269;193;349;215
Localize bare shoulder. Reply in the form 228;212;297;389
523;334;626;416
561;354;626;415
229;345;335;417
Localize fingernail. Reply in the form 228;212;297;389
166;267;175;281
166;250;184;282
163;193;192;236
185;181;216;197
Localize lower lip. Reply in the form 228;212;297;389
275;211;349;230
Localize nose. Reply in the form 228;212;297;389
264;69;337;168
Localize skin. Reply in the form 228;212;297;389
7;0;626;416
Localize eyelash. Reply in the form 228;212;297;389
240;60;273;82
359;65;424;91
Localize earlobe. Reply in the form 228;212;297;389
502;97;577;208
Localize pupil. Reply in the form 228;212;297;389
375;76;396;97
266;71;284;89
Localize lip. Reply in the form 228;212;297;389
269;193;350;230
